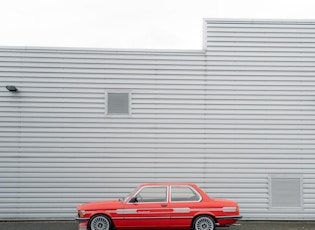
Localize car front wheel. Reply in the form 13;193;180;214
193;215;216;230
89;214;112;230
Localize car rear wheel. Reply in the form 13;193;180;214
89;214;112;230
193;215;216;230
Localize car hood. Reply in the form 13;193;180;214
77;199;123;211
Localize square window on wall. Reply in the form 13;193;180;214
105;91;131;116
269;175;303;209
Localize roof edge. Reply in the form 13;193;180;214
203;18;315;25
0;45;205;54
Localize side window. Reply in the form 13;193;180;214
171;186;201;202
106;91;131;116
133;186;167;203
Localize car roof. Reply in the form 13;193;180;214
139;182;197;187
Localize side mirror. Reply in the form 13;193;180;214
129;197;138;203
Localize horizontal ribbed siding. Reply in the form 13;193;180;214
0;48;211;220
204;19;315;220
1;19;315;221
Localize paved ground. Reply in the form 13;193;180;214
0;221;315;230
231;221;315;230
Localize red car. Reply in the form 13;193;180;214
76;183;241;230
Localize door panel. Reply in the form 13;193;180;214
123;202;171;229
169;186;203;228
122;186;171;229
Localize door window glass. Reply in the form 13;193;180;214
133;186;167;203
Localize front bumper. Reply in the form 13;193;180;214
76;218;89;230
75;217;89;223
78;224;88;230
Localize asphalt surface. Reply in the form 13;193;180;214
0;221;315;230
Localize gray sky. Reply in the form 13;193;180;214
0;0;315;50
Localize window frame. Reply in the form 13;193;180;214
170;185;202;203
105;90;132;117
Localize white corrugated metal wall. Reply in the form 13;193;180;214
204;19;315;220
0;47;209;220
1;19;315;220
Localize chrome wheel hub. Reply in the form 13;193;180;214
91;216;109;230
195;217;214;230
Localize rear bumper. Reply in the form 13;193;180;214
216;215;242;227
216;215;242;220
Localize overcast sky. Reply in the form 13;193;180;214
0;0;315;50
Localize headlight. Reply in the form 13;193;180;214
78;210;85;218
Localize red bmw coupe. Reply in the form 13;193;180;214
76;183;241;230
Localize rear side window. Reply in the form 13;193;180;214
171;186;201;202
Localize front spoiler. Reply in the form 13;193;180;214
75;217;89;223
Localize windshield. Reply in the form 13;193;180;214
120;187;138;202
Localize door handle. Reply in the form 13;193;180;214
161;204;168;207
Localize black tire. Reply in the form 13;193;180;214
192;215;216;230
88;214;112;230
